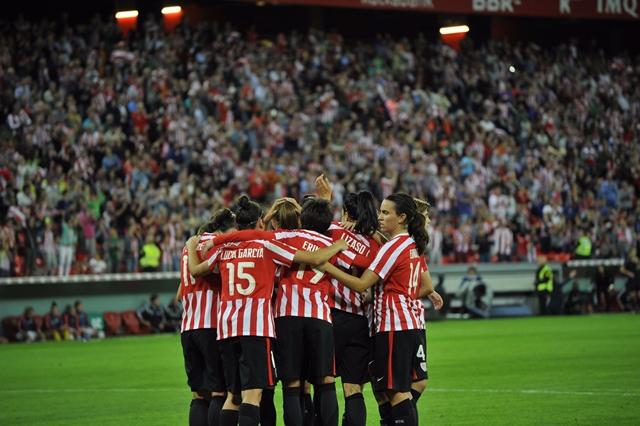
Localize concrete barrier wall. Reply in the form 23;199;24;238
0;263;564;318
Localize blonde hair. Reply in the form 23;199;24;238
264;197;302;230
414;197;431;227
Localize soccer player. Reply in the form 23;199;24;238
179;208;235;426
208;197;363;426
327;191;381;426
187;195;348;426
321;193;443;426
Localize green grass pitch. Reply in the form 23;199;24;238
1;314;639;425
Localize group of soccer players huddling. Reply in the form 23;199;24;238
178;174;443;426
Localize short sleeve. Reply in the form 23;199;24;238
263;240;296;267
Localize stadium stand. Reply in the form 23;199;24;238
0;14;638;279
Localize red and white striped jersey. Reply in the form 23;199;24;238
368;233;427;333
328;222;380;316
212;228;357;323
206;239;297;340
180;233;219;333
272;229;356;322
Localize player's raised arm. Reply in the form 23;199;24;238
293;239;348;267
320;262;379;293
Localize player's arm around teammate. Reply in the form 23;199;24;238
321;193;443;426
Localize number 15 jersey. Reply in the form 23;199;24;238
206;239;297;340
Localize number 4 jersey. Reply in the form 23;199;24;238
206;239;297;340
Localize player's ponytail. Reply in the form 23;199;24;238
386;193;429;254
232;195;263;230
343;191;379;236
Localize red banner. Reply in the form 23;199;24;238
262;0;640;20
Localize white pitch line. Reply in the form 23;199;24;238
0;388;638;397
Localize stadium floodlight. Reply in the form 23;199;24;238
161;6;182;15
115;10;139;19
439;25;470;35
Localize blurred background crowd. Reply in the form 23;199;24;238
1;13;639;277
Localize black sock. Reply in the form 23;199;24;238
238;403;260;426
410;389;421;424
260;389;276;426
283;386;304;426
208;396;225;426
313;388;322;426
301;392;314;426
344;393;366;426
378;402;392;426
391;399;416;426
316;383;338;426
189;399;209;426
219;409;239;426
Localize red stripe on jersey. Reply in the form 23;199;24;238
327;222;380;316
369;234;426;333
266;338;274;386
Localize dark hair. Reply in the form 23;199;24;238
300;198;333;235
386;193;429;255
232;195;263;230
74;300;82;309
199;208;236;234
343;191;379;236
150;294;159;302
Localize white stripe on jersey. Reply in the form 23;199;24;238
203;290;213;328
231;300;241;337
220;302;232;336
242;298;253;336
186;293;194;328
193;291;202;328
379;238;413;279
368;236;400;273
262;240;296;264
291;287;299;316
256;299;265;336
303;287;312;317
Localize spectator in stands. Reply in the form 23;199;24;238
58;215;78;276
164;296;182;332
0;16;638;276
137;294;168;333
0;239;10;277
43;302;64;341
16;307;44;343
89;250;107;274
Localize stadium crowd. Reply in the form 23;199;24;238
0;14;639;277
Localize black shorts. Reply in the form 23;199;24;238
373;329;427;392
275;316;335;384
181;328;225;393
220;336;276;394
331;308;371;384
